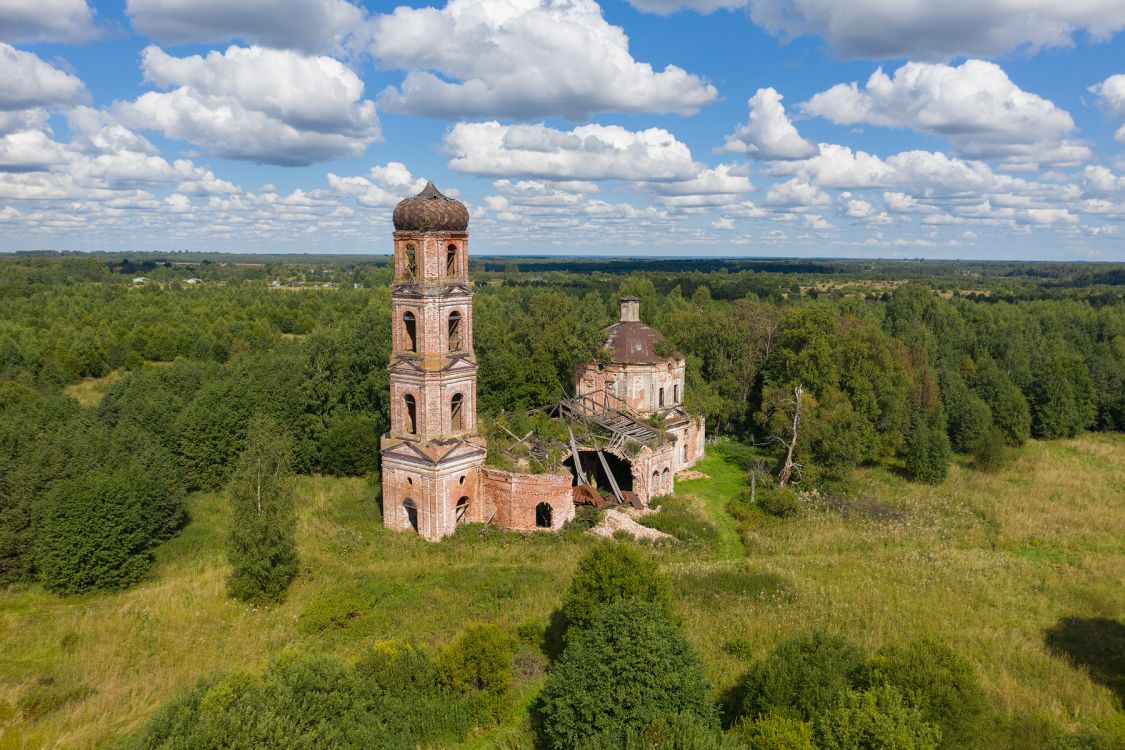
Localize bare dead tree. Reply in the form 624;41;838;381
778;385;803;487
752;383;805;488
747;458;770;503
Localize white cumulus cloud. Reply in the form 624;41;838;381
328;162;428;207
749;0;1125;60
1090;74;1125;142
115;45;380;165
626;0;744;15
126;0;366;54
0;0;96;43
372;0;717;119
0;44;87;111
765;178;831;207
720;87;818;160
801;60;1088;168
444;122;699;181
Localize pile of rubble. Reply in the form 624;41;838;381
589;505;671;542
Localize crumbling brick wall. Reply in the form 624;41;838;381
482;468;575;531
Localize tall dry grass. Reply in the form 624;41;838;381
0;435;1121;747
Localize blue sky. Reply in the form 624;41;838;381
2;0;1124;259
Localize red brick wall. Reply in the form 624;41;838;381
482;468;575;531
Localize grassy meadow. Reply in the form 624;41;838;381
1;435;1123;748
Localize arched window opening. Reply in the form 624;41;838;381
403;498;418;532
446;244;457;276
673;384;679;403
450;393;464;431
455;496;469;524
683;442;689;462
661;467;670;491
535;502;552;528
403;394;417;434
403;311;417;352
659;387;665;407
651;471;660;494
404;244;417;278
448;310;462;351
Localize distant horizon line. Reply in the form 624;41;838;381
3;249;1123;265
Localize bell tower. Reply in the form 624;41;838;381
380;182;486;541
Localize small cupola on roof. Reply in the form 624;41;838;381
392;181;470;232
603;297;670;364
619;295;640;322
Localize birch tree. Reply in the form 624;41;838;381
227;414;297;604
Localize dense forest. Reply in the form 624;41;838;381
1;253;1123;748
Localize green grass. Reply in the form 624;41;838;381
1;435;1123;748
674;440;754;559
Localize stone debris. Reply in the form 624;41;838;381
676;470;708;481
590;507;672;542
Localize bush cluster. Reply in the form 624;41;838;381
124;632;515;750
559;541;672;633
757;487;801;518
730;632;991;750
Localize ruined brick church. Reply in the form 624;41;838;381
380;182;704;541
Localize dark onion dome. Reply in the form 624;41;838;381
392;181;469;232
602;321;671;364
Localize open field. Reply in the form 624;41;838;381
1;435;1123;748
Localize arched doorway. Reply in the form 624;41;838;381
535;502;552;528
661;467;670;492
403;498;418;532
651;470;660;495
455;496;469;524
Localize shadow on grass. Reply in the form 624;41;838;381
711;440;771;473
1044;617;1125;705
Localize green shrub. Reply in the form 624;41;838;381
576;713;740;750
969;425;1006;470
814;686;941;750
640;496;720;545
738;631;865;722
860;640;987;749
355;640;440;694
564;505;604;532
724;637;756;659
903;413;950;484
1050;723;1125;750
35;448;183;594
437;623;514;720
537;601;716;749
319;412;381;476
124;645;491;749
560;541;672;634
757;487;800;518
731;713;815;750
